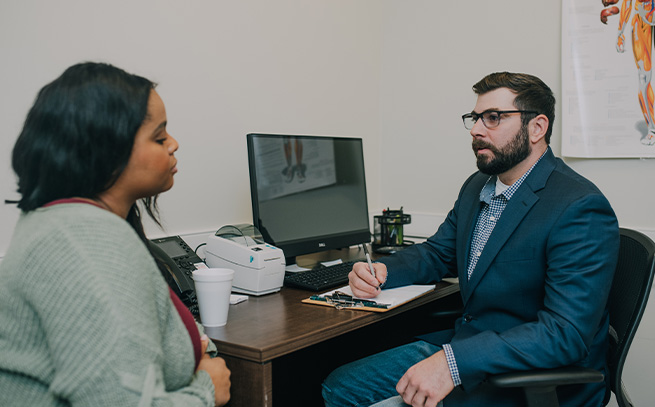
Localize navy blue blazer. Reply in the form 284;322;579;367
379;149;619;407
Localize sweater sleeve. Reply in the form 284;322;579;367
10;207;216;406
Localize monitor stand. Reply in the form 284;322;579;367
285;255;325;273
285;246;367;272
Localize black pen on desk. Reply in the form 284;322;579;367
362;244;376;279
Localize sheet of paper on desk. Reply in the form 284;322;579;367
321;284;436;308
285;264;309;273
320;259;343;267
230;294;248;305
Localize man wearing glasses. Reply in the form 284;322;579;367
323;72;619;407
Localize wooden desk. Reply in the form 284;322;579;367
204;250;460;407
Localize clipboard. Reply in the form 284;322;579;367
302;284;436;312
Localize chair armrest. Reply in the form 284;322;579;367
489;367;604;388
428;308;463;318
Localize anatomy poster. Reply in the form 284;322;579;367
562;0;655;157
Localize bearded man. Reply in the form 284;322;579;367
322;72;619;407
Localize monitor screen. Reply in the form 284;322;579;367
247;133;371;264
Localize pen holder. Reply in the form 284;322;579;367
373;207;412;254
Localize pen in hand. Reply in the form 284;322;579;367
362;243;376;280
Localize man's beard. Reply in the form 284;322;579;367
472;124;531;175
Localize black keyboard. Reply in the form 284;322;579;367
284;260;360;291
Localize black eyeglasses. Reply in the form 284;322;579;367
462;110;538;130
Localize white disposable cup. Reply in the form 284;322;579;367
192;268;234;327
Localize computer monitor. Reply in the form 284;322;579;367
247;133;371;265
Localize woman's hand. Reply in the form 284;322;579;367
198;335;231;406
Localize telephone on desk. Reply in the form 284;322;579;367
149;236;205;315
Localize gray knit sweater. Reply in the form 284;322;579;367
0;203;215;406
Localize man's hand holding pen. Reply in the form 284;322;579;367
349;261;388;298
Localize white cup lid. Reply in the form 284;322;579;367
192;268;234;282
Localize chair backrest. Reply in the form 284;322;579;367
607;228;655;407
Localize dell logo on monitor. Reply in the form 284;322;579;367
318;242;326;248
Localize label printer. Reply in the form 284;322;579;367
204;224;285;296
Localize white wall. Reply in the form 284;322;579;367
377;1;562;214
0;0;383;249
0;0;652;404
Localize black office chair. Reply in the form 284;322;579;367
487;228;655;407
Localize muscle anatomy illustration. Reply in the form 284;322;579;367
602;0;655;145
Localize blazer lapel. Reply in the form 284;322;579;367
457;190;483;297
462;190;538;303
460;149;557;303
